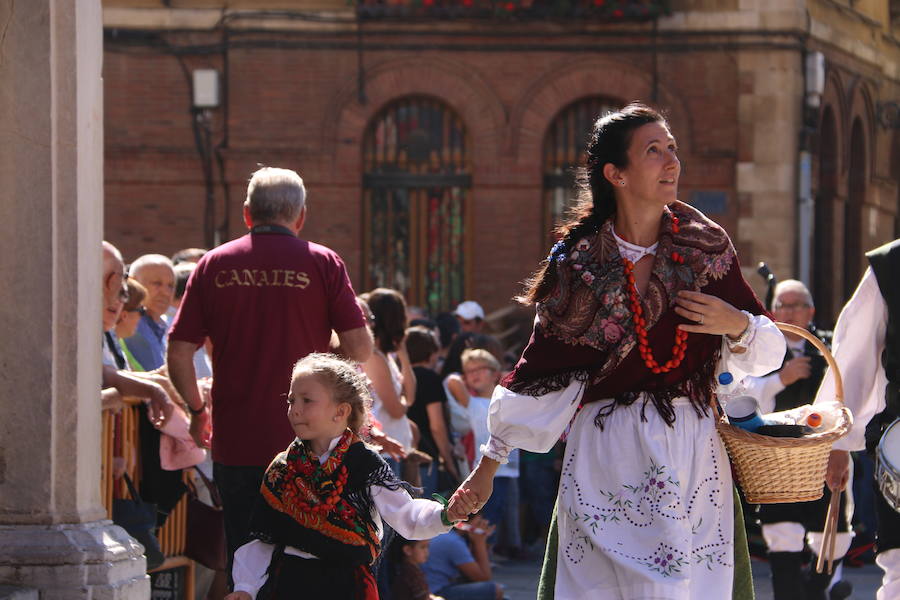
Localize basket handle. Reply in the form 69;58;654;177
774;322;844;407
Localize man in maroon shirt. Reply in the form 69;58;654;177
166;167;372;573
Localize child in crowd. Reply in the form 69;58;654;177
462;350;521;554
224;353;478;600
389;537;443;600
421;515;504;600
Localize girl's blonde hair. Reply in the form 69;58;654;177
291;353;372;434
460;348;500;372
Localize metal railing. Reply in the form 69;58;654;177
101;398;193;580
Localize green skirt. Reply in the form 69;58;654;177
537;486;754;600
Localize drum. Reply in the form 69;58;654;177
876;418;900;512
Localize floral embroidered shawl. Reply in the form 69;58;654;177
502;201;767;425
248;430;409;566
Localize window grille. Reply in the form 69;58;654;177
363;97;470;314
542;97;617;246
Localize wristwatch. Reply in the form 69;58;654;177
188;399;207;416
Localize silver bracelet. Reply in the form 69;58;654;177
726;310;755;349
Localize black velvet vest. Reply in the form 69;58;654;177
865;239;900;450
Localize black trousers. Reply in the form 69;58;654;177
213;462;266;584
757;485;851;535
874;475;900;553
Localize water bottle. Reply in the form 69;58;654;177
717;372;765;432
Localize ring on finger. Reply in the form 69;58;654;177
697;314;704;325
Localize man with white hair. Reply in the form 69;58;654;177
744;279;851;600
126;254;176;371
167;167;373;575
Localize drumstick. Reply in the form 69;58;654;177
815;491;841;574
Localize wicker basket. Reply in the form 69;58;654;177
716;322;853;504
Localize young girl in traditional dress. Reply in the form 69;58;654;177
457;103;786;599
225;353;477;600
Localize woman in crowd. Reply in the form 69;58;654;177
362;288;417;477
455;103;785;598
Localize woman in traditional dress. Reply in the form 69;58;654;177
455;103;785;599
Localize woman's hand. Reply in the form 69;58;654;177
451;457;498;515
674;290;749;339
224;592;251;600
446;488;479;522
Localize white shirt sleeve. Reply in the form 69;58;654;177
481;378;586;464
719;314;787;384
744;372;786;414
815;268;888;452
371;484;450;540
232;539;274;600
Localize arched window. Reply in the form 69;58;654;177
362;97;470;314
813;107;838;326
845;118;866;301
542;97;617;245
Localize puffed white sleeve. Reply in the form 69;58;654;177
815;268;888;452
372;484;450;540
232;539;275;600
719;313;786;383
480;377;586;465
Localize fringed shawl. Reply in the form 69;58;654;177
248;430;412;566
503;201;767;427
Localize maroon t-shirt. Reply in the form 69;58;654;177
169;229;366;466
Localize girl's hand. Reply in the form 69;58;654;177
446;488;479;522
454;457;498;514
224;592;251;600
674;290;749;339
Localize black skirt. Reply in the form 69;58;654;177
258;550;378;600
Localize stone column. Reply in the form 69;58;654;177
0;1;147;598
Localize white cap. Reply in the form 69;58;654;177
454;300;485;321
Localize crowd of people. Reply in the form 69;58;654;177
98;103;900;600
99;166;554;600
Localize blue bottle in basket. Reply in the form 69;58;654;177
717;372;764;432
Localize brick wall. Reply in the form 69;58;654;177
103;31;744;312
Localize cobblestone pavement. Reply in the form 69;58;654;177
492;554;882;599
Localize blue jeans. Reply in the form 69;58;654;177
436;581;500;600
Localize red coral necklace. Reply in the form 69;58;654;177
622;214;688;374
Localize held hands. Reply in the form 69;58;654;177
825;450;851;492
446;457;498;520
446;488;480;522
674;291;749;339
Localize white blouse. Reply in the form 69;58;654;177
480;314;786;464
232;436;449;599
814;267;889;452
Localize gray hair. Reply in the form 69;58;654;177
774;279;814;308
129;254;175;279
244;167;306;226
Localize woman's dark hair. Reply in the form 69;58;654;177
434;312;461;349
520;102;666;304
367;287;408;353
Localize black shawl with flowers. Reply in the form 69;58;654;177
503;201;767;426
248;430;410;566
